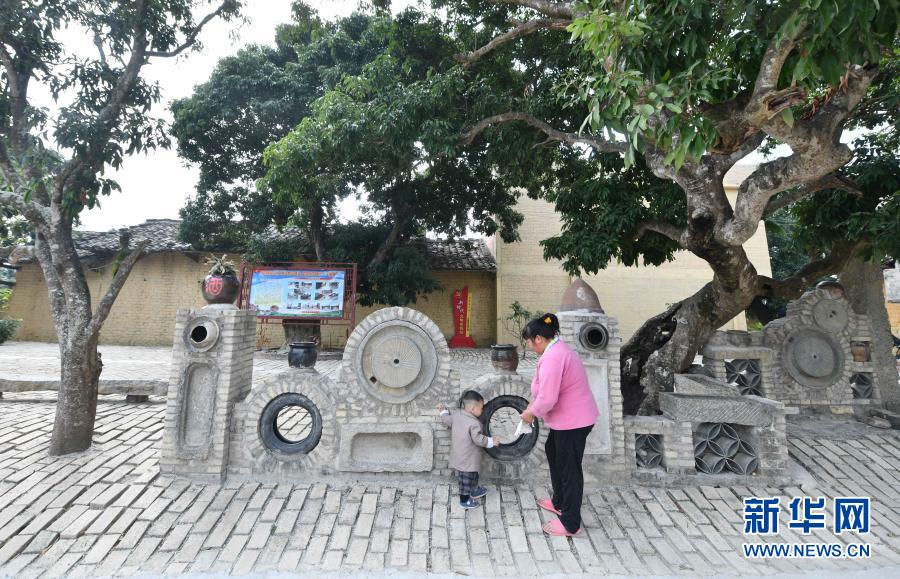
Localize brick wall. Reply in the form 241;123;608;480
7;252;210;346
887;301;900;335
7;254;497;348
494;194;775;343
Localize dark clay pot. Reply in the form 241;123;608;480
202;273;241;305
289;342;318;369
491;344;519;373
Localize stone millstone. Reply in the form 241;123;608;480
345;308;450;404
783;328;844;389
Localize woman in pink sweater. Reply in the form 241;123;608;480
520;313;598;537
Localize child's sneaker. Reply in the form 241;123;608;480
471;486;488;499
460;497;478;510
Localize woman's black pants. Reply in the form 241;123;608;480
546;425;593;533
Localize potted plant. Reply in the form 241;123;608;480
202;254;241;305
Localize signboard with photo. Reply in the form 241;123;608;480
248;268;346;318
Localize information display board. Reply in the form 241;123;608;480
247;268;346;318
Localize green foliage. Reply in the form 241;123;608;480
790;131;900;262
1;0;242;217
567;0;899;169
0;287;18;345
540;154;685;274
205;254;237;276
0;319;18;345
171;2;396;249
175;3;524;305
764;210;810;281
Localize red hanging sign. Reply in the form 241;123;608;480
449;286;476;348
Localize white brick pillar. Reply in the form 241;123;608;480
159;305;256;481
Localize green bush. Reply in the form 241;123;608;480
0;318;18;345
0;287;18;344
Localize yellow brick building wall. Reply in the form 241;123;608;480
494;193;774;344
6;254;497;349
888;301;900;335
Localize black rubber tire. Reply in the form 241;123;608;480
481;394;539;462
259;393;323;455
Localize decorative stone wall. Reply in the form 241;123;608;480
624;374;789;482
160;280;792;486
227;368;339;477
703;286;881;412
159;305;256;481
333;307;456;477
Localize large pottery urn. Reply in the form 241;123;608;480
490;344;519;373
288;341;318;369
851;341;870;363
202;273;241;305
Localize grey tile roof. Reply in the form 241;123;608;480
17;219;496;272
416;238;496;272
72;219;192;259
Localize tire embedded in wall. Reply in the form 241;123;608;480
481;394;539;462
259;393;323;455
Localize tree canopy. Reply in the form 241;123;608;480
173;2;524;305
437;0;898;413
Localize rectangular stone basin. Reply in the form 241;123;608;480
337;423;434;472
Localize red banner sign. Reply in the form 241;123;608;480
449;286;475;348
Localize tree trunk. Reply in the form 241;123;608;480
49;333;102;455
622;279;756;414
840;258;900;410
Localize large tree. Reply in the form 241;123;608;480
0;0;242;454
442;0;898;413
173;3;524;306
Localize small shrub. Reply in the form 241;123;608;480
503;301;537;359
0;318;19;345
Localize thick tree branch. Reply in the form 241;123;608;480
632;220;687;245
459;112;626;152
704;25;805;156
762;174;863;218
457;18;570;66
87;237;149;338
145;1;235;58
0;189;50;227
717;65;876;246
757;240;868;300
368;206;411;271
488;0;575;18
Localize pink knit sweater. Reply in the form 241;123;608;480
530;340;599;430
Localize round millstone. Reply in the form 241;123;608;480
811;299;849;333
368;335;423;389
349;311;447;404
783;328;844;389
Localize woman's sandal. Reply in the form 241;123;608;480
542;519;582;537
537;498;562;515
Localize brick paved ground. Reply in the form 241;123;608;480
1;343;899;577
